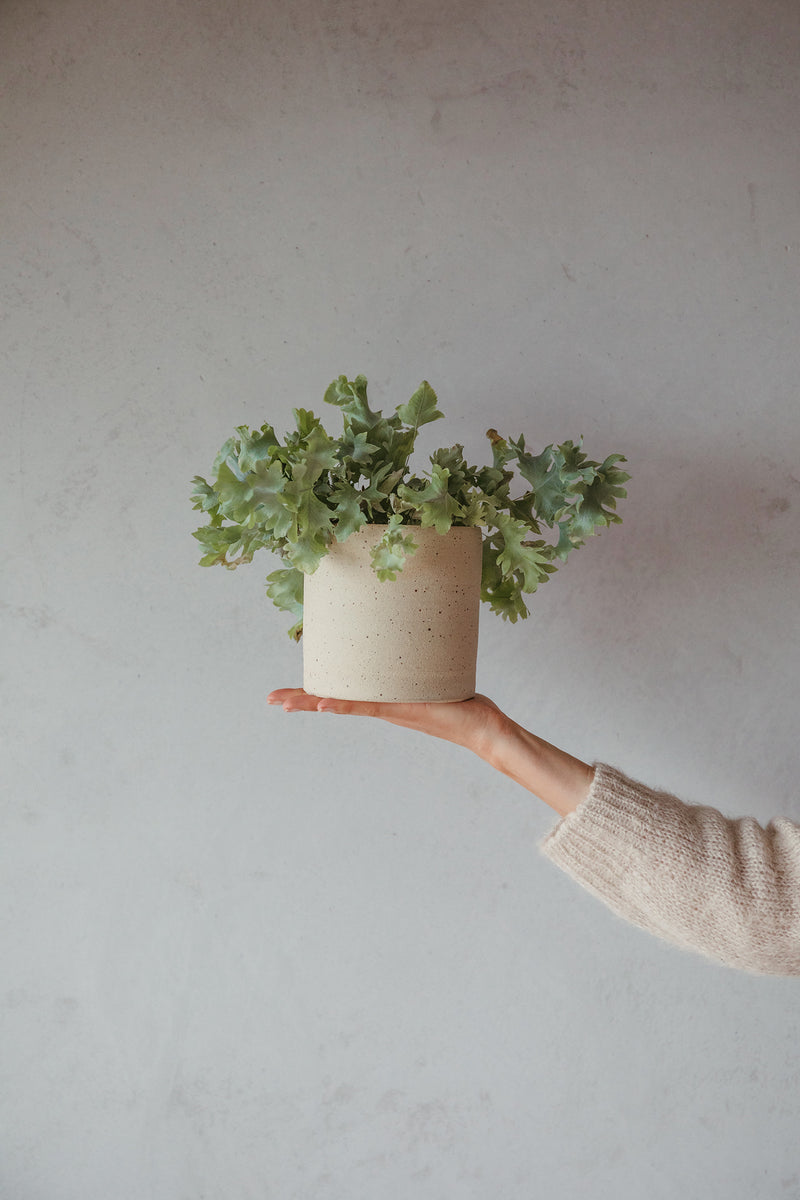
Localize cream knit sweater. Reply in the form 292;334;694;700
541;763;800;976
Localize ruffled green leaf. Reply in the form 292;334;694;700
480;538;531;622
212;436;240;476
492;511;556;593
236;424;279;473
396;465;464;534
324;373;370;410
512;443;573;524
485;428;515;471
214;460;257;524
266;567;305;640
329;480;368;541
288;424;341;488
340;430;380;466
282;486;335;572
248;460;294;539
569;455;630;539
395;381;443;433
192;524;241;557
191;373;629;636
292;408;323;439
370;517;419;581
190;476;220;514
430;445;469;493
324;375;382;429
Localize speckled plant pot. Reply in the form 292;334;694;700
302;524;482;702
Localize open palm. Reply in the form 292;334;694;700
267;688;508;759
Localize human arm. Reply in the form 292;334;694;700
268;689;800;976
266;689;594;818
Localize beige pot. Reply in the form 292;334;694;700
302;524;482;702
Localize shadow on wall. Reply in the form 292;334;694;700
478;431;800;807
501;434;800;692
615;437;800;619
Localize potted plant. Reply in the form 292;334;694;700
191;374;629;701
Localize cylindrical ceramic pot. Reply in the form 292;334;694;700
302;524;482;702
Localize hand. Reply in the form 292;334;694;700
267;689;593;816
267;688;509;760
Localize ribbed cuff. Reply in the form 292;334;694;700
540;762;800;975
539;761;676;933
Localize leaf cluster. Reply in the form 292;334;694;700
191;375;629;638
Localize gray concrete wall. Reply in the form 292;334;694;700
3;1;800;1196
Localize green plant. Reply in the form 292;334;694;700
191;374;629;639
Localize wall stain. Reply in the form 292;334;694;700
747;181;757;226
4;602;56;630
430;68;539;115
764;497;790;518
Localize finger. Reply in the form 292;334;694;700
269;689;420;720
268;688;326;712
316;699;442;733
316;698;394;718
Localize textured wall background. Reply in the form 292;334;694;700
3;1;800;1196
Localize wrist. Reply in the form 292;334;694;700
468;708;517;765
481;715;594;818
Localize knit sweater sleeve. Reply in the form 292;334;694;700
540;763;800;976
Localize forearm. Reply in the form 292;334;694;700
479;714;595;818
270;687;800;974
